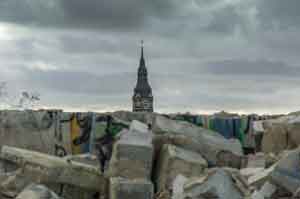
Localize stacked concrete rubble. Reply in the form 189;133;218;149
109;120;154;199
262;113;300;154
16;184;61;199
2;111;300;198
0;146;106;199
182;168;248;199
154;144;208;192
152;115;244;168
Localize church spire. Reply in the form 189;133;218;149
140;40;145;66
141;40;144;57
133;40;154;112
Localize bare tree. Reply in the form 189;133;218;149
17;91;41;109
0;81;41;110
0;81;9;109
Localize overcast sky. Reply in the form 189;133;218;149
0;0;299;114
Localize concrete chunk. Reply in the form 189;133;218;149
16;184;61;199
172;175;188;199
153;116;243;168
155;144;207;191
109;120;154;179
262;124;288;154
183;169;243;199
63;153;99;167
247;153;266;168
251;182;277;199
240;168;265;179
248;166;275;187
270;147;300;194
109;177;153;199
129;120;149;134
0;146;106;191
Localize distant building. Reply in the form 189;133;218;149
132;41;154;112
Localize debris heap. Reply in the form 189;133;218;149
0;111;300;199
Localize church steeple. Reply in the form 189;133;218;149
140;40;146;66
141;40;144;60
132;41;154;112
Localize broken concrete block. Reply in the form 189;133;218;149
262;124;288;154
0;169;33;198
16;184;61;199
109;177;153;199
63;153;99;168
120;120;153;143
112;111;155;124
152;116;243;168
109;121;154;179
60;184;99;199
172;175;188;199
286;123;300;149
270;147;300;194
0;146;106;192
248;166;275;188
0;110;65;155
247;153;266;168
216;150;247;169
130;120;150;134
109;141;153;179
251;182;277;199
155;144;207;191
183;169;244;199
240;168;265;179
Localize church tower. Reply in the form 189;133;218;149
132;41;154;112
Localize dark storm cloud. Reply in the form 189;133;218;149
61;0;180;28
0;0;64;26
204;5;242;34
1;0;300;33
0;0;244;35
0;0;180;29
256;0;300;30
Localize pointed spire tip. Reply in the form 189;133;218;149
140;40;144;60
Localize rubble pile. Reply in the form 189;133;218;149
261;113;300;154
1;111;300;198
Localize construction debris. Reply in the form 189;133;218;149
155;144;207;192
0;111;300;199
109;120;154;179
183;168;246;199
246;153;266;168
0;146;105;191
261;123;288;154
270;147;300;194
109;177;154;199
247;166;275;188
251;182;277;199
16;184;62;199
172;175;188;199
153;115;244;168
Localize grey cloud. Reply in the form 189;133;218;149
256;0;300;30
1;0;300;114
0;0;179;30
59;35;119;54
21;69;136;96
205;59;300;77
0;0;251;36
0;0;63;26
205;5;242;34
